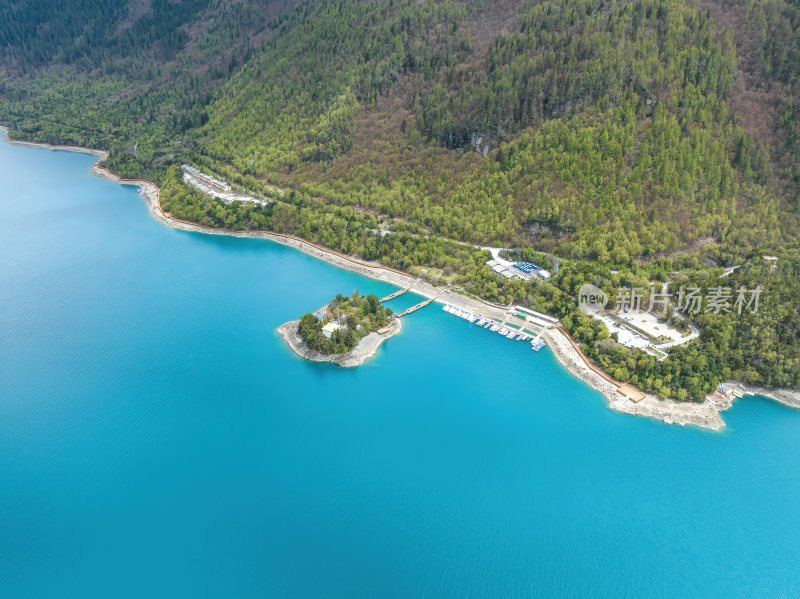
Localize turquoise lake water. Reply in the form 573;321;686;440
1;141;799;598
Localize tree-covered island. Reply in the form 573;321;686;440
279;291;399;367
299;292;394;354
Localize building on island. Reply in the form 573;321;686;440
322;322;341;339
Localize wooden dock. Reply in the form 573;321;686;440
379;278;420;303
396;293;443;317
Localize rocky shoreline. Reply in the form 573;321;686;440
707;383;800;415
3;125;798;430
277;318;402;367
0;129;109;159
543;328;727;430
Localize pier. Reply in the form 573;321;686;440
396;293;442;317
380;278;420;303
441;303;556;350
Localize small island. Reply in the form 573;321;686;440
278;291;401;367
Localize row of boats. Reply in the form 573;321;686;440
442;304;546;350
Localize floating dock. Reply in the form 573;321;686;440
442;304;547;350
529;329;546;351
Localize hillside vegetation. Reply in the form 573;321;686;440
1;0;798;398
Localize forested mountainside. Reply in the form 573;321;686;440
2;0;797;257
1;0;799;399
0;0;305;177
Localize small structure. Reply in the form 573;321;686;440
512;305;560;326
182;165;232;194
321;322;341;339
489;259;552;281
488;259;526;280
512;262;536;275
617;384;645;403
181;164;269;206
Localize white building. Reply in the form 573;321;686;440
322;322;341;339
512;305;559;326
487;259;526;280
